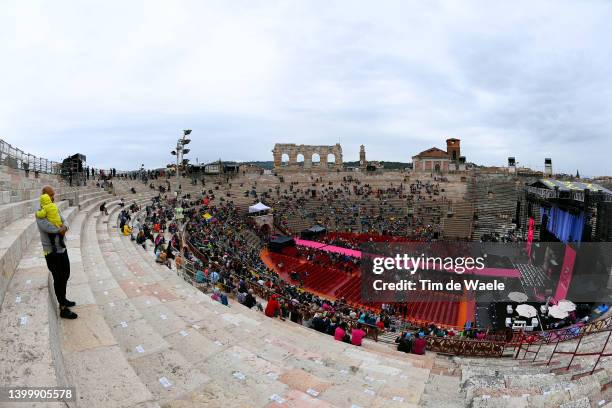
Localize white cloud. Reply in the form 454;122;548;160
1;0;611;176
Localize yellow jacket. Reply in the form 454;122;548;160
36;194;63;228
123;224;133;236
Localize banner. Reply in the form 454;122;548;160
554;245;576;302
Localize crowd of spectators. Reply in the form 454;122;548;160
260;176;462;241
117;188;519;355
265;178;411;235
124;194;408;346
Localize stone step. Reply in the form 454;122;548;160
88;194;210;405
0;205;77;393
465;368;610;406
420;373;464;408
56;196;156;408
3;180;607;407
98;193;434;406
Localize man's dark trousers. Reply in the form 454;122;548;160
45;251;70;305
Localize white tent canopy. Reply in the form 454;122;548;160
516;304;538;318
249;202;271;213
548;305;569;319
558;299;576;312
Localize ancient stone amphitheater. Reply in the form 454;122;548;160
1;164;611;408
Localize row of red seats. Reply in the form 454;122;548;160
311;254;358;274
268;251;460;327
268;252;351;295
334;277;361;303
334;277;460;326
401;301;459;326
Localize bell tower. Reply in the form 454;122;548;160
446;138;460;161
359;145;366;168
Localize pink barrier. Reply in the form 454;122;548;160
295;238;362;258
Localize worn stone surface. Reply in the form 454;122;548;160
4;180;611;408
129;348;210;402
60;304;117;352
63;345;153;408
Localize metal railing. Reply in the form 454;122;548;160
0;138;140;179
515;324;612;377
509;314;612;347
0;138;61;174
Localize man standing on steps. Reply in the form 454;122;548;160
36;185;78;319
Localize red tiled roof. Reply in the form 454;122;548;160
413;147;450;159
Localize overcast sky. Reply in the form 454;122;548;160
1;1;611;176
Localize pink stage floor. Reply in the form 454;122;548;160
294;238;521;278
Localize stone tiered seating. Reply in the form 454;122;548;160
1;183;439;407
278;197;410;235
282;214;314;235
2;171;612;408
423;360;597;407
0;164;73;204
412;200;447;231
240;228;263;248
0;171;108;309
448;347;612;407
0;175;111;402
468;174;522;241
442;201;474;239
197;172;471;238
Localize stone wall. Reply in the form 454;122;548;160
272;143;343;170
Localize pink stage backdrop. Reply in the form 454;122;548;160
554;245;576;301
527;217;535;258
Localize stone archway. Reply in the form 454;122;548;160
327;153;336;166
311;153;321;166
272;143;343;170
